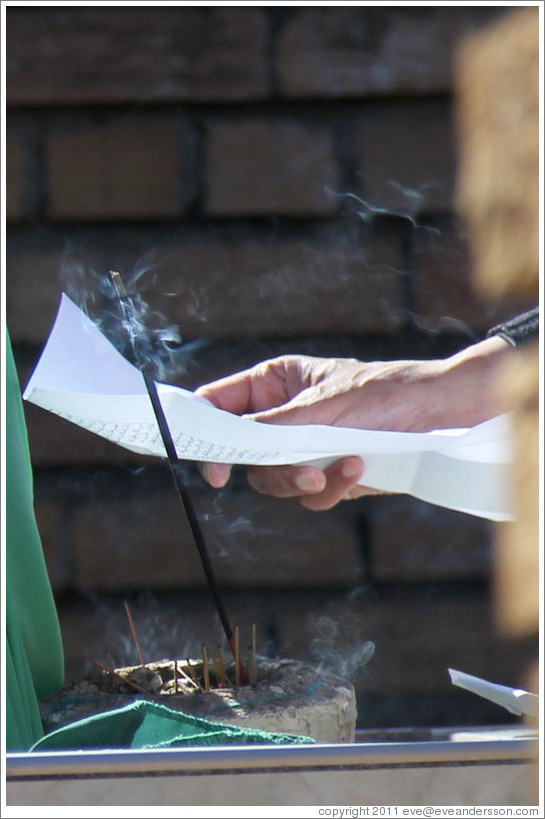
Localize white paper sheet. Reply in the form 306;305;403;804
448;668;539;718
23;294;514;521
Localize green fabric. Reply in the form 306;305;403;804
31;700;315;751
5;330;65;750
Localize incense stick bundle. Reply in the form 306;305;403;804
124;600;146;666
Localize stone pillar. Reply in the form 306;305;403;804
455;5;539;797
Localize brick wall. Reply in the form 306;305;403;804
6;6;536;729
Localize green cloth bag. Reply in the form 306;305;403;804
5;331;65;750
31;700;315;750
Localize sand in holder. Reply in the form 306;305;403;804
40;657;357;744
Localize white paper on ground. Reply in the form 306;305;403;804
448;668;539;718
23;294;514;521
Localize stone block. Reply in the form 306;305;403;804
494;345;539;636
105;225;407;340
358;98;457;215
71;483;364;592
46;114;195;220
367;496;493;582
195;488;365;588
5;120;28;222
6;6;270;104
6;223;406;349
72;492;203;592
455;8;539;301
413;221;534;335
6;232;106;345
277;7;501;98
55;583;537;718
455;8;540;645
204;118;340;217
278;590;535;697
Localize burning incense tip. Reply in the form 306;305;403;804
109;270;127;299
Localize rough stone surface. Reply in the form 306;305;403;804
40;658;357;743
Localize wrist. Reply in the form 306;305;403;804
438;335;512;427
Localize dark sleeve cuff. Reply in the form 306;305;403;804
487;307;539;347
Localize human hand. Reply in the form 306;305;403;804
195;336;510;510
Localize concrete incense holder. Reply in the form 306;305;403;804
39;657;357;744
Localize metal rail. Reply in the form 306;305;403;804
6;738;538;780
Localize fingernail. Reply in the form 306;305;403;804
209;465;230;488
342;459;363;479
295;473;323;493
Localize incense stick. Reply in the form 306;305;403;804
235;626;240;687
173;659;178;694
202;645;211;692
251;623;258;686
185;659;199;687
178;663;200;691
91;658;150;696
209;646;231;686
207;647;223;686
185;659;195;679
246;645;252;686
110;271;244;679
218;645;233;687
123;599;146;666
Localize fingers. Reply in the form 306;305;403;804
199;462;232;488
200;455;380;512
300;457;365;511
247;456;365;511
247;464;327;497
